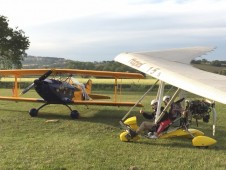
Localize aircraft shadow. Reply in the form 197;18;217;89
1;107;225;150
135;138;223;150
0;108;28;114
36;109;131;127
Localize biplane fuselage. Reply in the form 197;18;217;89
34;78;76;104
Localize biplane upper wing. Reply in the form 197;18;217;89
114;46;226;104
0;69;144;79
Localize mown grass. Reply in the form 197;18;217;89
0;89;226;169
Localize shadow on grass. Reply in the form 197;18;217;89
135;137;224;150
2;107;226;151
36;109;130;126
0;108;28;113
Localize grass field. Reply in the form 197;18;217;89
0;89;226;169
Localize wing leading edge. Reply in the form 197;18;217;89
0;69;144;79
114;47;226;104
0;96;142;107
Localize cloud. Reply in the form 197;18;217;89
1;0;226;61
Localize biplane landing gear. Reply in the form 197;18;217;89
70;110;80;119
29;108;38;117
63;104;80;119
28;103;80;119
29;103;49;117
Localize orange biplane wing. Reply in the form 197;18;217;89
0;69;144;78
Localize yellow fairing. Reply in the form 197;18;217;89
119;116;140;142
124;116;139;130
181;129;204;138
119;131;140;142
160;128;204;139
192;136;217;147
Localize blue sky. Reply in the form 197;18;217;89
1;0;226;61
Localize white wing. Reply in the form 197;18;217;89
114;47;226;104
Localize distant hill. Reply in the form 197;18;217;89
22;55;226;75
22;56;71;69
21;55;144;75
192;64;226;74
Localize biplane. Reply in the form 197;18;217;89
114;46;226;147
0;69;144;118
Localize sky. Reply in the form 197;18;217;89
0;0;226;61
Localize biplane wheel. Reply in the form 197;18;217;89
70;110;79;119
29;108;38;117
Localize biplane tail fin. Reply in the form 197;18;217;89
85;79;92;94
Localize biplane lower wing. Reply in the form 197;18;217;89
72;100;143;107
115;46;226;104
0;96;45;103
0;96;142;107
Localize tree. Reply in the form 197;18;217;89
0;15;30;69
210;60;222;67
191;60;201;64
201;59;209;64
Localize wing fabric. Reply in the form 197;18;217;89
0;96;142;107
114;47;226;104
72;100;143;107
0;96;45;102
0;69;144;79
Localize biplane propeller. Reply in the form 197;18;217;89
0;69;144;119
20;70;53;95
115;46;226;147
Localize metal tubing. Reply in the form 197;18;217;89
155;88;181;124
212;105;217;136
121;79;159;122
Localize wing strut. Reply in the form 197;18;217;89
13;76;19;97
204;99;217;136
120;79;159;122
155;81;165;120
212;103;217;136
155;88;181;124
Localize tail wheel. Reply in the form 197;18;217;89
29;108;38;117
70;110;80;119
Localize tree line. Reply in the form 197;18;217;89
0;15;30;69
22;56;145;76
191;59;226;67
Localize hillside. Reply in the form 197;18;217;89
22;56;71;69
192;64;226;74
22;56;143;75
22;55;226;75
